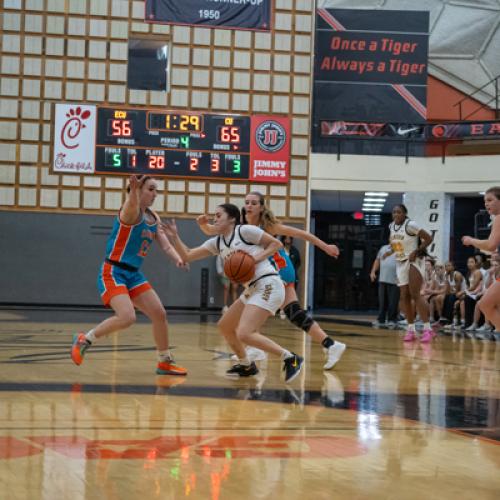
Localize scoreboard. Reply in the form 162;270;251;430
52;103;290;183
96;107;250;180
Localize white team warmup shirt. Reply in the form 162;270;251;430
201;224;284;313
389;218;425;286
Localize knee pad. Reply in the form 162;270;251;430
284;301;314;332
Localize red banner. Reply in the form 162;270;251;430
249;115;290;184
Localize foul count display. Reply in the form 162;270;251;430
96;107;250;180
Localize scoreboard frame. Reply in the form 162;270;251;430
95;106;252;182
51;103;290;184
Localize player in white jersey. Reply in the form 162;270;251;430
462;186;500;332
387;204;433;342
162;203;304;383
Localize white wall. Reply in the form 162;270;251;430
310;153;500;193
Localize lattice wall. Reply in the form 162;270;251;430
0;0;314;222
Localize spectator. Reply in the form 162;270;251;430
465;255;498;337
428;263;447;322
448;256;483;330
370;243;400;328
439;261;465;325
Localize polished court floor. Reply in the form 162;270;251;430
0;308;499;499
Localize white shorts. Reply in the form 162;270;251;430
239;275;285;315
395;257;425;287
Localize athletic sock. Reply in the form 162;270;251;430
321;337;334;348
238;356;251;366
281;350;293;360
423;322;431;330
158;349;173;363
85;329;96;343
408;323;416;332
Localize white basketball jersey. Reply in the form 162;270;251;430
202;225;277;282
389;219;420;261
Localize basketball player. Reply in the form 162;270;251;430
387;204;434;342
70;175;187;376
163;203;304;383
197;192;346;370
462;186;500;331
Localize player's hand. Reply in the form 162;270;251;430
461;235;473;246
162;219;178;238
196;214;210;226
128;175;141;191
325;244;340;258
176;260;190;271
370;271;376;282
408;250;417;262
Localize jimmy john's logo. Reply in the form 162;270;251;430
255;121;286;153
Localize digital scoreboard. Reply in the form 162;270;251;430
52;103;290;183
96;107;251;180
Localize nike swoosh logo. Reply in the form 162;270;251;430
397;126;420;135
292;360;297;367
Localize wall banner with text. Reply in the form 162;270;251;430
145;0;272;31
313;8;429;125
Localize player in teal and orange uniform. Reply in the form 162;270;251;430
71;175;187;376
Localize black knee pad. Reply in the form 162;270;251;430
284;301;314;332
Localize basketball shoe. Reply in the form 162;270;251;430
324;341;346;370
420;329;433;343
156;357;187;376
283;353;304;383
71;332;90;366
403;330;416;342
226;362;259;377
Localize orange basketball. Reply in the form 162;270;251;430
223;250;256;284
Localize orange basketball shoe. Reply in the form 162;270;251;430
71;333;90;366
156;358;187;376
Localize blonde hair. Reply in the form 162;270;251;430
243;191;278;231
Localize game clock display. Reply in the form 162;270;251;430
95;107;250;180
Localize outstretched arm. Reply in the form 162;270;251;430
196;214;218;236
162;219;212;263
120;175;142;225
252;232;283;264
268;222;339;258
462;217;500;253
156;220;187;268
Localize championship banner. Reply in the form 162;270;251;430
249;115;290;183
313;9;429;124
145;0;272;31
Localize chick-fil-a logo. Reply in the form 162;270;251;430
61;106;92;149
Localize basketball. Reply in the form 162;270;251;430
223;250;256;284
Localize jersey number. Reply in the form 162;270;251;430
138;240;151;257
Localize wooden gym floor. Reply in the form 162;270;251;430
0;308;499;499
